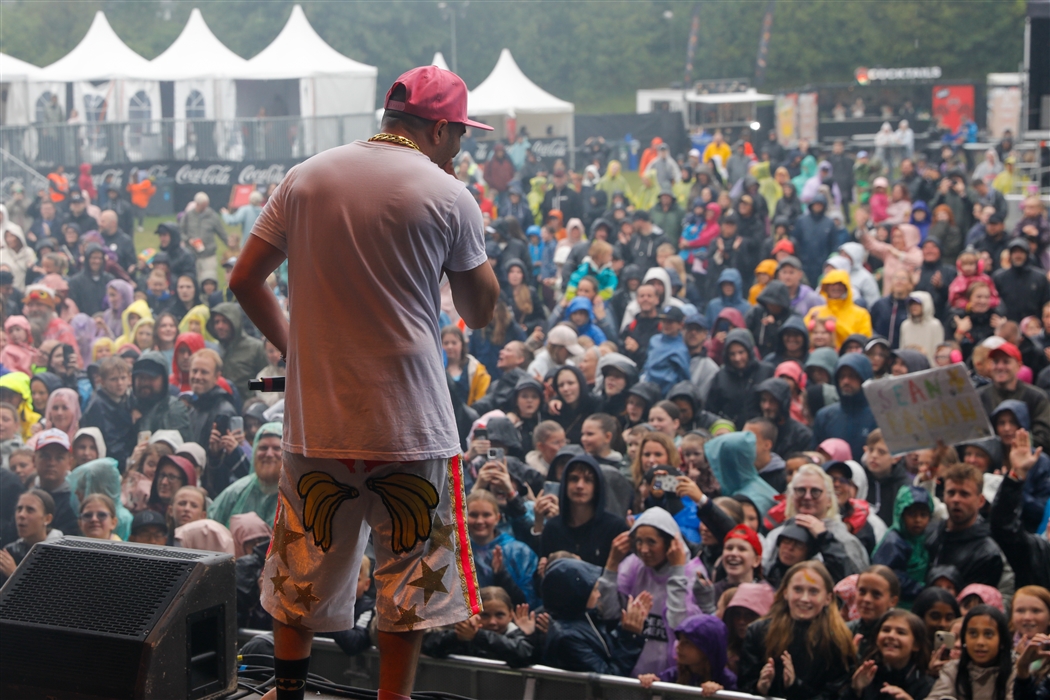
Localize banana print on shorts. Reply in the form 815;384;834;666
366;472;440;554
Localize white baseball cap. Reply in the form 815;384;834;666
35;428;71;451
547;325;585;357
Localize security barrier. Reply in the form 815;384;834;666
238;629;782;700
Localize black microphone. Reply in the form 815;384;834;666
249;377;285;392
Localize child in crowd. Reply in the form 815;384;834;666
947;248;999;310
421;586;542;668
638;614;737;694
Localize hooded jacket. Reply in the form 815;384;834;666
838;242;881;308
703;431;780;517
745;280;798;359
619;267;688;332
132;351;192;442
667;381;718;431
80;377;136;469
993;252;1050;322
813;353;877;461
986;400;1050;531
66;244;114;316
597;353;639;422
704;268;753;327
188;383;237;449
803;269;873;347
0;219;37;290
872;485;934;600
641;330;690;397
656;615;737;688
565;296;607;345
169;332;206;393
991;472;1050;589
207;302;267;399
702;307;746;365
0;316;35;375
155;222;197;282
114;299;153;347
754;378;813;456
898;291;944;362
608;507;707;676
548;365;600;445
925;509;1004;588
541;558;645;675
792;194;842;286
760;307;809;368
979;376;1050;454
706;329;775;430
538;454;629;566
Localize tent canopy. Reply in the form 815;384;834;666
1;53;42;80
468;48;573;117
239;4;377;80
36;11;154;81
146;8;248;80
431;52;449;71
686;89;775;104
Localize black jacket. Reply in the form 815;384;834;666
100;228;137;272
746;281;798;359
994;262;1050;322
66;247;114;316
867;459;911;526
870;295;911;349
537;455;628;566
762;314;810;368
540;558;645;675
625;232;671;273
925;517;1004;588
754;377;813;457
619;314;661;368
915;257;956;322
188;385;237;447
843;661;933;700
158;224;198;282
81;389;135;470
706;329;775;429
540;186;583;223
739;617;852;700
132;351;193;443
422;625;538;668
991;475;1050;589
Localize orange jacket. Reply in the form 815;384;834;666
47;173;69;202
127;180;156;208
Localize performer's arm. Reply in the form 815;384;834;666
444;263;500;330
230;234;290;355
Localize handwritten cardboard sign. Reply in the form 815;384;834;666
863;363;993;455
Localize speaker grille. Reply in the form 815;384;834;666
1;546;193;638
53;537;212;560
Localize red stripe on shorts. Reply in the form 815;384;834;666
450;454;481;614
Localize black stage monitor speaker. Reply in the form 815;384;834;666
0;536;237;700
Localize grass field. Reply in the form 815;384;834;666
134;215;240;287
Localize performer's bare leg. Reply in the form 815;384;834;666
260;620;313;700
377;629;425;697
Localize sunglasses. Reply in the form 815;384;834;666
80;510;111;521
793;487;824;499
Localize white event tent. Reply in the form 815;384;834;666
431;52;450;71
33;11;160;124
238;5;376;119
467;48;574;145
1;53;42;125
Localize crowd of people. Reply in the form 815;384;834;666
1;124;1049;699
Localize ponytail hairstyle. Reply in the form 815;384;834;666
955;605;1012;700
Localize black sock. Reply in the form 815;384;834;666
274;656;310;700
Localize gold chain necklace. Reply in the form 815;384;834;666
368;133;421;152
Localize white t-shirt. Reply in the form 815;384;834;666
251;141;486;460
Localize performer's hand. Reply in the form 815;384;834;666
491;545;504;573
454;616;480;641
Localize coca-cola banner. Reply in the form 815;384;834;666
88;159;302;214
473;137;570;169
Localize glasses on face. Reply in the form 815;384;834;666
158;472;183;483
793;487;824;499
830;476;852;487
80;511;110;521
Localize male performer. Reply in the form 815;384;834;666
230;66;499;700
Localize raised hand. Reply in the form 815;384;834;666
513;603;537;636
880;685;914;700
1009;428;1042;481
536;612;550;635
605;531;632;571
666;536;688;567
781;651;795;687
675;475;703;503
852;659;878;693
756;657;776;695
454;615;480;641
491;545;504;574
621;591;654;635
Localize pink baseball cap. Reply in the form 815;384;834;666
384;66;493;131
